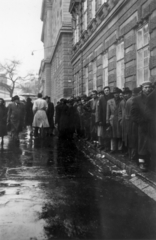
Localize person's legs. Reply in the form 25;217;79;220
110;138;117;153
34;127;39;137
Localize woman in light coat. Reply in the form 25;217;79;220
32;93;49;137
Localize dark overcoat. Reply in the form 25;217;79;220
7;102;24;133
146;88;156;170
131;93;149;156
99;94;113;126
59;104;69;132
25;101;33;126
106;98;121;138
0;105;7;137
118;99;127;145
47;102;54;128
125;96;138;148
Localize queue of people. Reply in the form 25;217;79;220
0;81;155;173
55;81;156;173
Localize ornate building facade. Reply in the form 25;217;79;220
40;0;73;104
69;0;156;96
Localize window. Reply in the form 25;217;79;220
102;52;108;87
91;0;96;19
137;24;150;85
93;60;97;90
82;0;87;31
116;42;124;88
74;15;79;44
85;66;89;95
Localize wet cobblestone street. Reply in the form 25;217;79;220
0;131;156;240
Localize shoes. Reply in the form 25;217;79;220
110;150;116;154
139;163;148;172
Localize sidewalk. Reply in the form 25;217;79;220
76;139;156;202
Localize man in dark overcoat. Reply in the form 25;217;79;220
98;86;113;151
7;95;25;142
45;96;54;135
125;88;140;161
106;87;122;154
146;87;156;172
118;88;132;154
131;81;152;171
84;90;99;142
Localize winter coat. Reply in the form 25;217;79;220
7;102;25;132
118;99;127;145
59;104;69;132
32;98;49;128
99;94;113;126
106;98;121;138
25;101;33;126
125;96;138;149
46;102;54;128
131;93;149;156
0;105;7;137
146;88;156;170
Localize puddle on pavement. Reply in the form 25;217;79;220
0;133;156;239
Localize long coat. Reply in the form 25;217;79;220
0;105;7;137
146;88;156;170
131;93;149;156
25;101;33;126
106;98;121;138
32;98;49;128
125;96;138;149
7;102;25;133
118;99;127;145
59;104;69;132
47;102;54;128
99;94;113;126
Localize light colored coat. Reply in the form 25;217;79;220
32;98;49;128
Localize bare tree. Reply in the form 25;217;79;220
0;59;34;97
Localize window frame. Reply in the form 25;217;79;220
102;52;108;87
116;41;125;89
136;24;150;86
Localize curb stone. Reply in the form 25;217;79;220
76;139;156;202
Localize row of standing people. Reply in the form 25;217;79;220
0;94;54;144
55;81;156;172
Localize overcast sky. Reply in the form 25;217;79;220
0;0;43;76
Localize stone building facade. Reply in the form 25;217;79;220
69;0;156;96
40;0;73;104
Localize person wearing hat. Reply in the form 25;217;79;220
125;87;141;161
7;95;25;142
106;87;122;154
98;86;113;151
131;81;153;171
118;88;132;155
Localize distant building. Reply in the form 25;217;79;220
69;0;156;95
40;0;73;104
0;74;10;98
